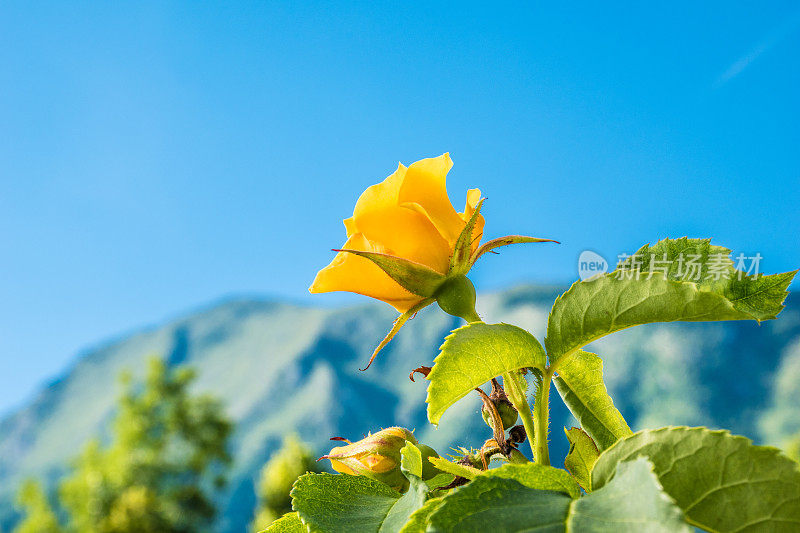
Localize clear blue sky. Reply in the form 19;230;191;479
1;2;799;415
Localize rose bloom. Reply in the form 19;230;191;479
309;153;484;312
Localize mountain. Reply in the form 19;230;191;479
1;285;799;532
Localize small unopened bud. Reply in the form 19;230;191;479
417;444;441;481
435;275;479;322
508;424;527;444
480;379;518;431
322;427;417;491
481;398;519;430
457;450;484;470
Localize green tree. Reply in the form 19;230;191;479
250;435;323;531
14;357;232;533
13;480;63;533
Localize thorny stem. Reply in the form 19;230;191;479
502;371;537;460
463;309;545;462
533;369;553;466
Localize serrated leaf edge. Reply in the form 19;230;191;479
591;426;800;532
547;275;755;369
592;425;796;488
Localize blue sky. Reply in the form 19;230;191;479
1;2;799;414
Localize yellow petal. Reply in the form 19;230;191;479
326;444;358;474
463;188;482;220
398;153;466;245
352;162;406;224
309;233;424;312
343;217;358;237
362;454;396;473
349;159;451;272
355;205;451;273
329;458;356;475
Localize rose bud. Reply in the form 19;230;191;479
321;427;417;491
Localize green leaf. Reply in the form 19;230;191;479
261;512;307;533
291;473;399;533
563;427;599;492
476;463;581;498
449;198;484;274
378;442;444;532
426;458;689;532
472;235;559;263
399;498;443;533
427;476;571;532
623;237;796;320
335;248;446;297
292;443;434;533
592;427;800;532
426;323;546;424
566;457;691;532
424;472;456;491
553;351;632;450
545;238;796;364
400;442;423;478
380;476;428;533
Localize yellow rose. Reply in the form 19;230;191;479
309;153;484;313
309;153;557;368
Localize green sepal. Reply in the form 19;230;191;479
449;198;485;275
416;444;443;481
381;442;449;532
334;248;446;297
362;297;435;370
472;235;559;263
426;456;483;480
400;441;424;478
